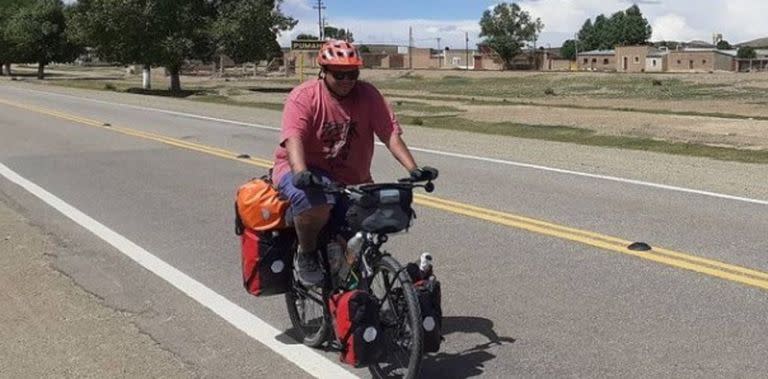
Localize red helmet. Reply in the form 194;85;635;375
317;39;363;67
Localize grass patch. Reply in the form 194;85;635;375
372;74;768;101
388;93;768;121
192;94;284;111
399;115;768;164
49;79;133;92
392;100;463;115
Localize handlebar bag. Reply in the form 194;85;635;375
329;290;386;367
346;185;414;234
241;228;295;296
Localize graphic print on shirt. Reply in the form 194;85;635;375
320;119;358;169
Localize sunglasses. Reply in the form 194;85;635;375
329;70;360;81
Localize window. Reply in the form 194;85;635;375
634;56;639;63
592;58;597;63
583;58;588;64
702;59;707;64
603;58;609;65
677;60;681;64
652;59;657;67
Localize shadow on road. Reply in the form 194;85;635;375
275;316;515;378
420;316;516;378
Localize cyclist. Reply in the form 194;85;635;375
271;39;435;286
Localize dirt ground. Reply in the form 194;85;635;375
13;64;768;151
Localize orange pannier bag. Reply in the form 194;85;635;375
235;176;289;234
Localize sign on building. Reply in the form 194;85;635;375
291;40;324;51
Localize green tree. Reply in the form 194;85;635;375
6;0;80;79
0;0;30;75
296;33;318;40
69;0;163;89
323;25;353;41
479;2;544;70
737;46;757;59
212;0;296;64
560;39;576;60
576;5;651;51
716;40;732;50
70;0;216;92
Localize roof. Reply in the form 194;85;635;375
577;49;615;56
668;48;739;58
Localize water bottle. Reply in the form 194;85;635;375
327;241;344;276
346;232;365;264
419;252;434;279
337;233;363;284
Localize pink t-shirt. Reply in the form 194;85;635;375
272;79;402;185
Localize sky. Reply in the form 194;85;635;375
278;0;768;49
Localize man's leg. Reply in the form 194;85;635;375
294;204;332;254
278;169;336;286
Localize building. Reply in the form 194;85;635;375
667;49;735;72
577;49;616;71
616;45;654;72
645;48;669;72
735;49;768;72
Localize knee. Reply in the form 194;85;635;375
294;204;332;226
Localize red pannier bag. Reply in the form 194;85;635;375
414;278;443;353
329;290;385;367
240;228;295;296
406;262;443;353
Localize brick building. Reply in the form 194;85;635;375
577;50;616;71
667;49;735;72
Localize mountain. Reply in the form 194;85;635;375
736;37;768;48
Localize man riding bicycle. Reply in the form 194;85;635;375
271;39;436;286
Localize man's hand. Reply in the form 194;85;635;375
410;166;439;181
292;170;323;189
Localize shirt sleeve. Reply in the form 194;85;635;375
367;84;403;142
279;88;314;147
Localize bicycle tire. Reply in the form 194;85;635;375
285;275;330;348
368;255;423;379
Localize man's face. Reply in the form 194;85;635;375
324;65;360;97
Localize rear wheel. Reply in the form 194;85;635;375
285;275;329;347
368;255;423;379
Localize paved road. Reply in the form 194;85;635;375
1;83;767;377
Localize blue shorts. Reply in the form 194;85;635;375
277;168;348;227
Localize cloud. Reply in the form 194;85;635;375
278;18;483;50
278;1;768;48
652;14;703;42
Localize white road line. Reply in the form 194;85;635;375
9;86;281;131
8;86;768;206
0;162;355;379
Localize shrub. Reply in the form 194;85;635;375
544;87;556;96
411;117;424;125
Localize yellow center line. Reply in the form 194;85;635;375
3;98;768;291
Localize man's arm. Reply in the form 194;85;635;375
384;133;418;172
284;136;308;173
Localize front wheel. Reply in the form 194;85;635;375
285;275;329;347
368;255;423;379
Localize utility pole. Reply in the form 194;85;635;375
408;26;413;69
313;0;325;39
574;33;579;71
436;37;442;68
465;32;469;71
